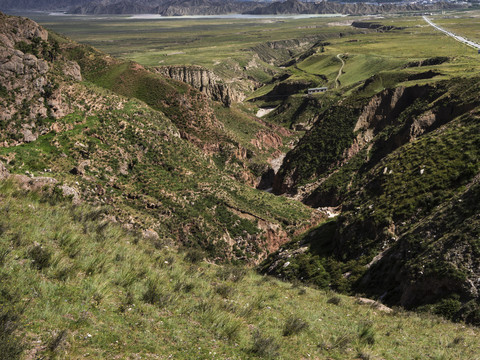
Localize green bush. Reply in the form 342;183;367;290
280;253;331;289
327;296;342;306
184;248;205;264
433;298;462;320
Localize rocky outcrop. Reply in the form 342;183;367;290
346;86;432;163
0;161;9;180
155;65;247;106
0;12;83;146
251;130;282;150
0;160;81;202
63;60;82;81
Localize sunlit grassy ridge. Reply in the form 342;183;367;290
1;180;480;359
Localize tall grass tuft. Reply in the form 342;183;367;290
142;280;172;307
358;320;375;345
282;316;309;336
249;329;280;358
215;284;235;299
28;244;52;270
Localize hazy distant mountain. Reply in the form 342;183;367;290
245;0;463;15
68;0;260;15
69;0;156;14
0;0;86;11
155;0;259;16
0;0;465;15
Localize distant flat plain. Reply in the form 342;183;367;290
12;10;480;93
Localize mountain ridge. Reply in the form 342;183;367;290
0;0;466;15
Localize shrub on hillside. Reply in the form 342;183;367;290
142;281;171;307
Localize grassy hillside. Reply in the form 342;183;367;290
0;12;316;264
1;11;480;355
262;78;480;324
1;180;480;359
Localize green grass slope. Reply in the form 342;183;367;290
1;180;480;359
255;17;480;323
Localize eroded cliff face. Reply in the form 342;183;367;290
274;81;477;202
155;65;249;106
342;85;433;165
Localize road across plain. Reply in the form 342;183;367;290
423;16;480;51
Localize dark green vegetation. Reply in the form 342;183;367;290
255;14;480;325
1;180;480;359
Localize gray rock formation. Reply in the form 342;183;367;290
0;161;9;180
63;60;83;81
0;12;82;146
155;65;247;106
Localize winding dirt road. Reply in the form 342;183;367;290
335;53;345;88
